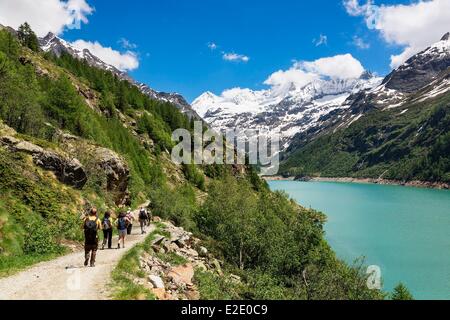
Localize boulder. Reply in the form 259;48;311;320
15;141;44;154
148;275;165;289
151;236;165;246
175;239;187;248
96;148;130;205
168;264;194;286
169;242;180;252
1;135;87;189
33;151;88;189
199;246;208;257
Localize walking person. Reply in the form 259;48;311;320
101;211;113;250
83;208;102;267
126;209;134;235
116;212;130;249
138;207;149;235
146;207;152;227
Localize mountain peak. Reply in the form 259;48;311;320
43;32;57;40
382;33;450;93
359;70;375;80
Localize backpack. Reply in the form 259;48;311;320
84;218;99;244
118;217;128;230
102;218;112;230
139;209;148;220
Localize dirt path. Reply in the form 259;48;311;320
0;223;154;300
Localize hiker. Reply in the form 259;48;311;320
101;211;113;250
138;207;149;235
116;212;130;249
83;208;102;267
126;209;134;235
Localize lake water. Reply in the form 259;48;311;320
268;180;450;300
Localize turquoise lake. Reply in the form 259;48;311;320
268;181;450;300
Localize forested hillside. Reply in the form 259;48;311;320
0;25;384;300
280;91;450;184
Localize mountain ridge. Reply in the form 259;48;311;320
38;32;202;120
280;33;450;184
192;71;382;148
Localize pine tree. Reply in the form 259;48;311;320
391;283;414;300
18;22;39;52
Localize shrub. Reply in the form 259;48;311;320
23;219;64;255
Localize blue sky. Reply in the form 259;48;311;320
2;0;448;102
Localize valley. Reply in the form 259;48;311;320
0;23;384;301
0;0;449;302
195;34;450;187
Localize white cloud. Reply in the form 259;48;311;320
71;40;139;71
313;34;328;47
264;54;365;89
343;0;374;16
264;68;319;89
343;0;450;68
353;36;370;49
299;54;365;79
208;42;218;50
0;0;94;37
118;38;137;50
222;52;250;63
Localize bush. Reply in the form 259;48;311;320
182;164;206;191
22;219;64;255
150;184;197;230
194;270;242;300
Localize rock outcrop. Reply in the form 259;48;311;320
57;132;131;205
96;148;130;202
33;151;87;189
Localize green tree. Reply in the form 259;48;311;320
196;176;260;270
391;283;414;300
17;22;39;52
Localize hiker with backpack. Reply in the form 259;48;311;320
116;212;130;249
101;211;113;250
126;209;134;235
138;207;149;235
83;208;102;267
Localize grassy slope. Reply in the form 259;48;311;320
0;29;191;274
0;148;83;275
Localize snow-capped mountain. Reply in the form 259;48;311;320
281;33;450;179
192;72;382;148
194;33;450;151
383;32;450;94
39;33;202;119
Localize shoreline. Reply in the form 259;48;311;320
263;176;450;190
